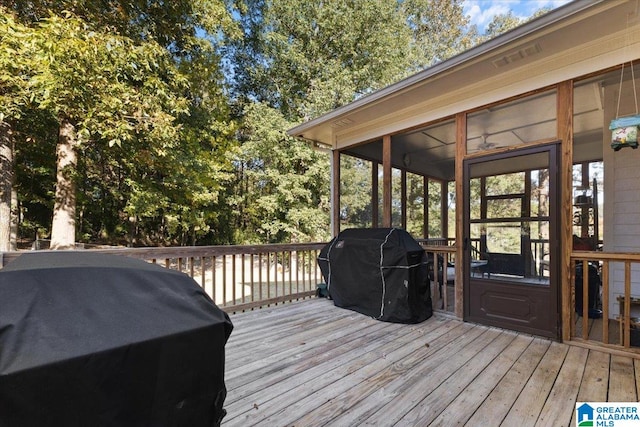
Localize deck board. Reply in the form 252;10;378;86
390;333;515;425
317;325;488;426
339;328;505;426
535;346;588;427
501;342;569;427
226;314;384;382
226;321;403;420
259;323;480;426
464;337;551;425
222;298;640;427
570;350;611;426
427;333;533;426
608;355;638;401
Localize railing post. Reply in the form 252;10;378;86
624;261;631;348
222;255;227;306
602;260;609;344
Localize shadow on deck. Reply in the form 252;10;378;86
223;298;639;426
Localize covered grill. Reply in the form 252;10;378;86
0;252;232;427
318;228;432;323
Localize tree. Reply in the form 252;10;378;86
0;119;14;251
231;102;330;243
14;109;58;243
2;2;239;248
406;172;424;237
2;0;553;248
482;7;553;41
339;155;374;229
484;11;523;40
5;0;238;55
25;13;189;247
0;10;37;250
228;0;416;243
231;0;414;120
0;15;17;250
401;0;476;70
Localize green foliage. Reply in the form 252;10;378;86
227;0;542;243
26;12;198;245
230;102;330;243
0;0;554;247
0;11;31;121
4;0;240;52
406;173;424;237
479;7;553;42
402;0;476;69
14;109;57;237
231;0;414;119
1;4;238;246
339;156;373;229
228;0;423;243
28;13;188;144
484;11;523;39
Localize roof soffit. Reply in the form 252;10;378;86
335;24;640;149
290;0;639;148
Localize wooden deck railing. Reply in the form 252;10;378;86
4;244;640;353
1;240;457;315
570;251;640;353
419;242;457;315
0;243;325;314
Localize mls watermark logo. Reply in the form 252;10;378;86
576;402;640;426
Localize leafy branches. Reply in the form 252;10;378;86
231;102;329;243
0;0;554;248
231;0;413;120
1;3;238;246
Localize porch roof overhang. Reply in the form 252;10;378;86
288;0;640;156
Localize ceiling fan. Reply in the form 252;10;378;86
477;134;496;150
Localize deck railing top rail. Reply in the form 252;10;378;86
420;245;456;253
570;250;640;355
0;243;326;268
0;243;327;314
570;250;640;262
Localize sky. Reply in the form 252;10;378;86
463;0;573;32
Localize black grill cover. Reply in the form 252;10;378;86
0;252;233;427
318;228;432;323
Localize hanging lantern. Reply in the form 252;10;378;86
609;115;640;151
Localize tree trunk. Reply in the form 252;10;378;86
50;118;78;250
10;185;17;250
0;120;14;252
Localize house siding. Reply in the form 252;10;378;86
603;77;640;316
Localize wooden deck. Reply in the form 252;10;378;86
222;298;640;427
